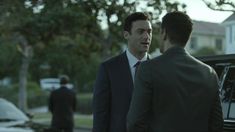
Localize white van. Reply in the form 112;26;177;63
40;78;73;91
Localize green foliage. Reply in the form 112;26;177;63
0;43;20;79
192;46;217;57
149;23;161;53
0;0;187;97
26;82;49;108
0;86;18;105
0;81;48;108
76;93;93;114
30;35;102;92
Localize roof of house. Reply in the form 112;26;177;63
192;20;225;36
223;12;235;23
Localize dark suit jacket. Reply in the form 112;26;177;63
127;46;223;132
49;86;76;129
93;52;134;132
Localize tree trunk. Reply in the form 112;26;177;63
17;39;33;112
18;55;29;112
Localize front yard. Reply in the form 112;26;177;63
32;112;93;129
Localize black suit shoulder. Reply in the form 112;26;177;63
52;87;76;96
140;55;164;69
150;52;214;69
103;52;125;64
100;52;126;68
183;54;218;76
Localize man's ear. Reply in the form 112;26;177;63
162;29;167;41
123;31;129;39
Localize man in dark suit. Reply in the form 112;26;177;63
93;12;152;132
127;11;223;132
49;75;76;132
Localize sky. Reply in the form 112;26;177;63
174;0;233;23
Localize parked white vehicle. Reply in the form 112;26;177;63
0;98;45;132
40;78;73;91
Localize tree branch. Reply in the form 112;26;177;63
202;0;235;12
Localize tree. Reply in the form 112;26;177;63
202;0;235;12
79;0;187;57
0;0;187;111
0;0;103;111
0;43;20;80
0;0;35;111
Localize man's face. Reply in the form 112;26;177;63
125;20;152;55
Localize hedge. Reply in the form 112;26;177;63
76;93;93;114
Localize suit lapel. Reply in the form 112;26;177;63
118;52;134;94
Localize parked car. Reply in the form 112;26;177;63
0;98;46;132
198;54;235;131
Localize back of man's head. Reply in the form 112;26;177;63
161;11;193;46
124;12;150;33
60;75;69;85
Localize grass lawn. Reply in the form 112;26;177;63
75;114;93;128
32;93;93;129
78;93;93;99
33;112;93;129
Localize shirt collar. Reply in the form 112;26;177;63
126;49;148;67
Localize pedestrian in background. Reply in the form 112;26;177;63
48;75;77;132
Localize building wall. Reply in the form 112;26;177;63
186;33;225;54
225;24;235;54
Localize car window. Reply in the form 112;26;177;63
220;66;235;119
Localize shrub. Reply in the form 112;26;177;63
76;93;93;114
0;81;49;108
29;82;49;108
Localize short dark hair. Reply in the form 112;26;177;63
161;11;193;46
60;75;69;85
124;12;150;33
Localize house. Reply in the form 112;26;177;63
185;20;225;55
222;12;235;54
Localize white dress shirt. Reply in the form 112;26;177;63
126;49;148;82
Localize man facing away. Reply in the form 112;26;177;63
127;11;223;132
48;75;77;132
93;12;152;132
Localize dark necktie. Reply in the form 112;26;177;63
134;61;141;77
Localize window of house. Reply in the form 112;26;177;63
190;37;197;50
215;38;222;50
